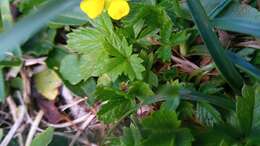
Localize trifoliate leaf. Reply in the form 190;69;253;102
34;69;62;100
96;87;135;123
31;127;54;146
65;14;145;84
60;54;83;85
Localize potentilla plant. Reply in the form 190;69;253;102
2;0;260;146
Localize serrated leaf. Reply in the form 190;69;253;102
67;27;105;54
141;109;193;146
236;85;255;135
156;46;172;62
196;102;223;127
65;14;145;83
103;36;145;81
128;81;154;99
96;87;135;123
30;127;54;146
34;69;62;100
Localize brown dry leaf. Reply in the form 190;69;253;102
36;97;65;124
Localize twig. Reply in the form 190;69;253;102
20;69;31;104
0;106;25;146
52;132;90;145
59;97;87;112
24;57;47;66
61;86;88;118
69;115;95;146
6;96;24;146
6;97;18;121
42;114;92;128
25;110;44;146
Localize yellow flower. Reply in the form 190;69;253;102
80;0;105;19
107;0;130;20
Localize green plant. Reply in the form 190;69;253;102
2;0;260;146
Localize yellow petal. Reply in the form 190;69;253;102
108;0;130;20
80;0;105;19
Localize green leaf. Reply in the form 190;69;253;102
141;109;193;146
187;0;243;93
22;28;56;56
236;85;255;135
196;102;223;127
175;128;193;146
30;127;54;146
252;85;260;131
95;87;135;123
67;27;105;54
65;16;145;83
156;46;172;62
180;89;235;111
103;35;145;81
120;125;142;146
128;81;154;99
34;69;62;100
60;54;83;85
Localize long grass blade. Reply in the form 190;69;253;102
0;0;14;102
179;89;235;111
227;51;260;82
186;0;243;94
0;0;80;60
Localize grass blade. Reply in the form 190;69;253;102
0;0;17;102
212;3;260;37
186;0;243;93
208;0;232;19
179;89;235;111
0;68;4;102
0;0;80;60
227;51;260;82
